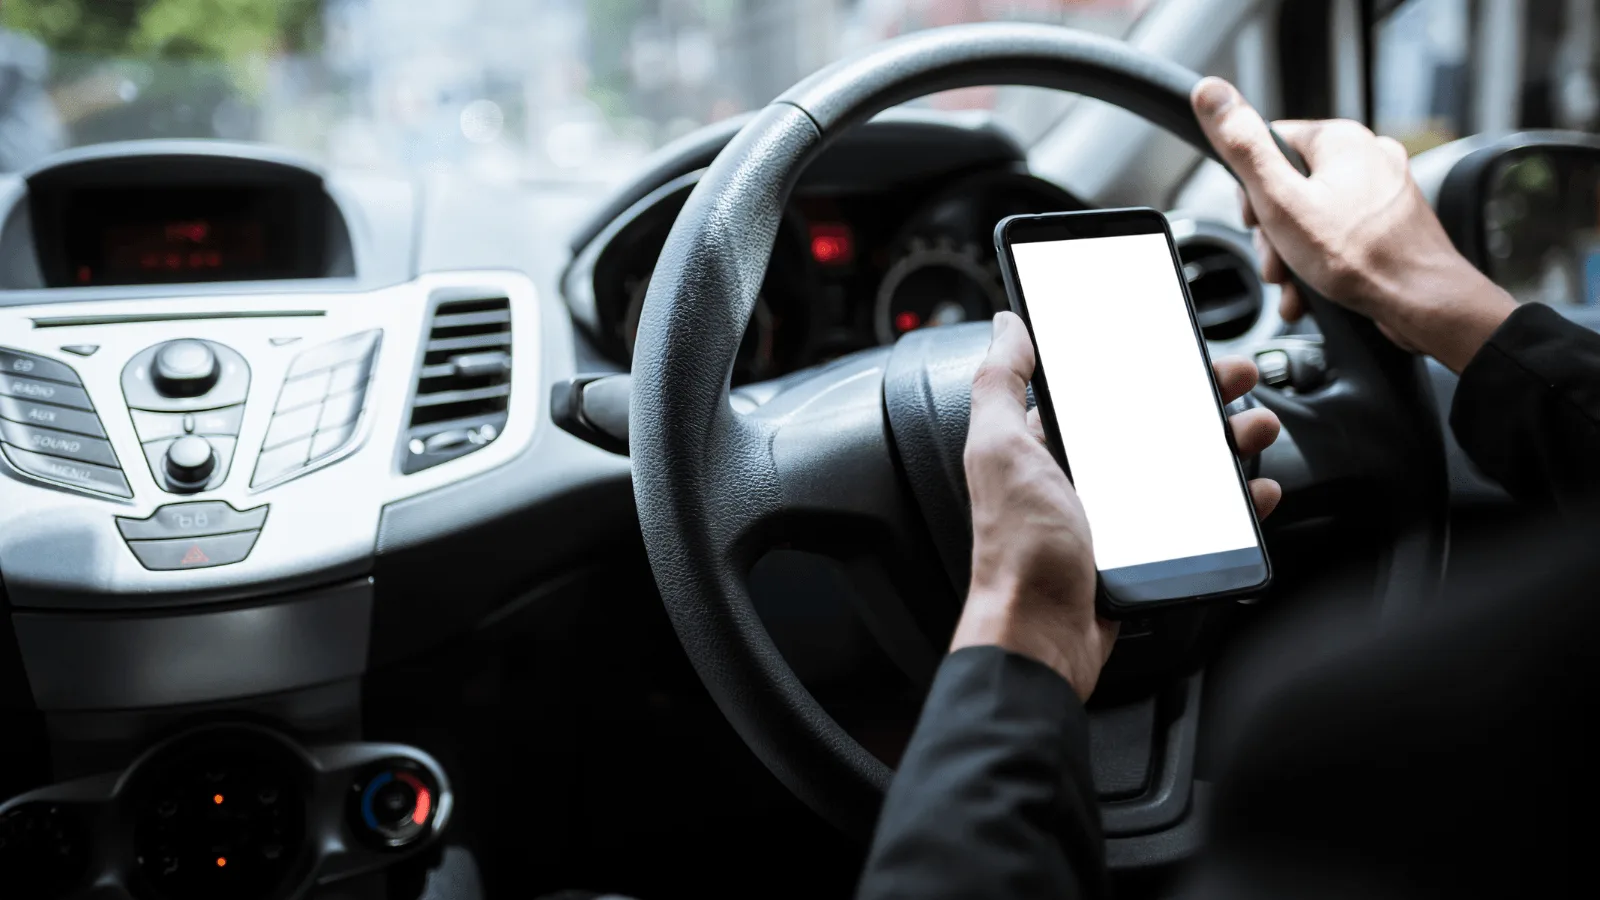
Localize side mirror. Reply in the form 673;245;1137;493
1435;133;1600;307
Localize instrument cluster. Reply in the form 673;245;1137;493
585;167;1086;383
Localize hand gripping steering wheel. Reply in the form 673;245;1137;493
628;23;1449;838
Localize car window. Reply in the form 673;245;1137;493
1375;0;1600;154
1373;0;1472;153
1518;0;1600;133
0;0;1158;181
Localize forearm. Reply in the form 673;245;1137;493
856;646;1108;900
1382;258;1518;374
1450;302;1600;510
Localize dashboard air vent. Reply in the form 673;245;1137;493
1179;243;1261;342
402;296;511;474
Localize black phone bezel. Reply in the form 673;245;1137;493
993;207;1272;616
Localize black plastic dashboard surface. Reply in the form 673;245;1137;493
12;578;372;710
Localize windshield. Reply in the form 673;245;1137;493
0;0;1154;182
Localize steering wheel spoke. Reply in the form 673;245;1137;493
734;353;960;671
733;355;903;546
1253;385;1366;500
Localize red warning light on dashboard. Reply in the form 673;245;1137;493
809;223;854;265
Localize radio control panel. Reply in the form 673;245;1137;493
1;347;131;497
0;272;540;607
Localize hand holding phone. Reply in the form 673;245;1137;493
951;309;1280;696
955;311;1114;698
994;208;1273;615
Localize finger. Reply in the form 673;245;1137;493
1238;186;1258;228
1262;242;1288;286
1229;406;1281;457
1026;406;1048;447
1096;618;1121;658
1192;77;1307;215
1212;356;1258;404
968;312;1035;443
1279;281;1305;322
1267;119;1323;145
1253;230;1288;284
1377;135;1410;167
1377;320;1421;354
1268;120;1334;165
1249;477;1283;520
1279;119;1392;176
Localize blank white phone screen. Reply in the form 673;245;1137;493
1011;232;1259;573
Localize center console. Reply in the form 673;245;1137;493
0;146;571;900
0;270;534;608
0;726;451;900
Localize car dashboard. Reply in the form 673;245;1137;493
0;147;546;609
0;119;1279;899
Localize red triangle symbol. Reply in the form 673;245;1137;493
180;544;210;565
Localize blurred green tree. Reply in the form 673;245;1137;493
2;0;324;142
1;0;321;60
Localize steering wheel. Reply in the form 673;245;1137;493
629;23;1449;839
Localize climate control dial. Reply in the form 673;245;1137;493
349;763;437;849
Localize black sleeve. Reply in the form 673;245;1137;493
1450;302;1600;510
855;646;1108;900
1174;519;1600;900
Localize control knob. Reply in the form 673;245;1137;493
350;763;438;849
164;436;217;492
152;340;220;397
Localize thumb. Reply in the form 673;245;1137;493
1191;77;1305;217
969;312;1035;440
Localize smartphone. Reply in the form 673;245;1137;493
994;208;1271;615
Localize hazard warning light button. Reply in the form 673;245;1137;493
123;530;261;571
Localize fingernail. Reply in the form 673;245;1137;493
1194;77;1236;117
993;314;1009;338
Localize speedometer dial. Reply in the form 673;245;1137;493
874;237;1008;345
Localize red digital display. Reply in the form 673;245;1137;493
100;218;267;281
809;223;855;265
46;183;323;287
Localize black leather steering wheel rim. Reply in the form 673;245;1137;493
629;22;1449;839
